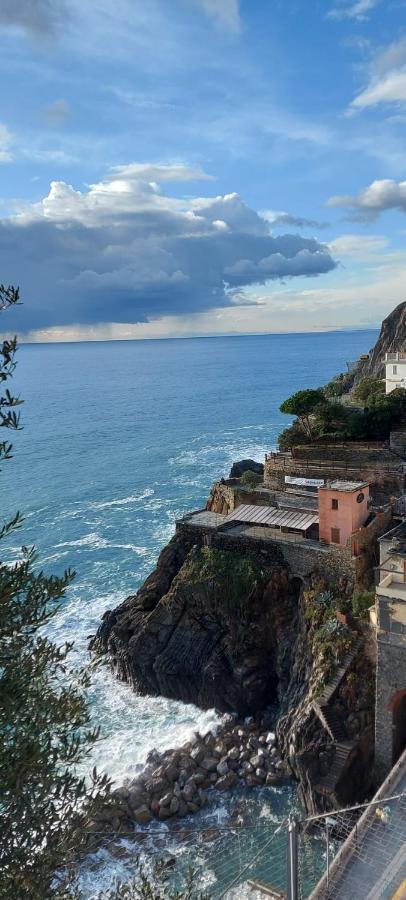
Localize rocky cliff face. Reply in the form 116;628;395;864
353;300;406;385
92;537;301;715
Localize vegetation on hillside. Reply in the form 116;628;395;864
278;380;406;448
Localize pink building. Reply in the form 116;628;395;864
318;480;370;548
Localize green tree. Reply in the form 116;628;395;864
0;287;208;900
279;388;326;438
352;376;385;405
0;286;112;899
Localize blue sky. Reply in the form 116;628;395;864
1;0;406;340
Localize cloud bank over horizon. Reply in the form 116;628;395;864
0;163;336;331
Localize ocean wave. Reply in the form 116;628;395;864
89;488;154;510
54;532;110;550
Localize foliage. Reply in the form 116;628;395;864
323;372;353;399
98;866;209;900
239;469;262;487
279;388;326;437
278;421;310;450
0;286;118;900
303;588;356;690
278;378;406;447
352;589;375;618
352;376;385;405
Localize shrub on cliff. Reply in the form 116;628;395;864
239;469;262;487
352;376;385;405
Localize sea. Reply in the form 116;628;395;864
2;329;378;897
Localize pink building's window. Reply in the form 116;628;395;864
332;498;339;510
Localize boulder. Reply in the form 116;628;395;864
229;459;264;479
228;747;240;760
133;805;152;826
216;771;238;791
201;757;219;772
217;758;229;777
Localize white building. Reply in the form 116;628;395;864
384;352;406;394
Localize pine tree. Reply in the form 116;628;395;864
0;286;110;899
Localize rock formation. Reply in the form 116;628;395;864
229;459;264;479
92;539;299;715
352;300;406;385
86;719;288;845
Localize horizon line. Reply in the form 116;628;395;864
17;324;381;347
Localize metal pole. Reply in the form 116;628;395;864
326;822;330;890
287;814;299;900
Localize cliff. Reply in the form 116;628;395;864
92;536;299;714
353;300;406;385
92;525;375;813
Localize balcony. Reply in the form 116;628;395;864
385;352;406;362
376;572;406;600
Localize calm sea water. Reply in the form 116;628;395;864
2;329;378;895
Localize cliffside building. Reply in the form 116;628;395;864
374;522;406;778
384;352;406;394
318;481;369;548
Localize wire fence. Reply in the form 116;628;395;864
78;788;406;899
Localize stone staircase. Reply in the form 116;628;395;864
312;642;360;797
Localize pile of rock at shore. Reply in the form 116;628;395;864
89;718;288;841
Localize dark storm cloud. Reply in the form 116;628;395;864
271;213;329;229
0;0;66;35
0;167;337;330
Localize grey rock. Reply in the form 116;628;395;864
201;757;219;772
216;771;238;790
133;805;152;826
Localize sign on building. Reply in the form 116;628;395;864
285;476;324;488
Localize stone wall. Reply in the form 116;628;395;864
206;480;276;515
176;519;357;592
291;443;398;464
264;457;404;502
374;632;406;780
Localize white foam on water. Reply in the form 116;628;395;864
89;489;155;510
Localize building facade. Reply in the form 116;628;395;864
384;352;406;394
318;481;369;548
374;522;406;778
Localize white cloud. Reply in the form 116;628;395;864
0;162;336;331
110;162;216;184
328;234;389;257
350;37;406;111
328;0;378;21
328;179;406;219
0;123;14;162
191;0;241;32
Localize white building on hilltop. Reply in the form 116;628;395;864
384;352;406;394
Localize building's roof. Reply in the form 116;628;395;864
379;520;406;546
226;503;319;532
321;480;369;493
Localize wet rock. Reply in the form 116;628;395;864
217;758;229;777
216;771;238;791
158;806;172;820
133;805;152;826
201;757;219;772
228;747;240;760
202;828;218;843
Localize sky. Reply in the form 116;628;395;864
0;0;406;341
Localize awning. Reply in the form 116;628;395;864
226;503;319;532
